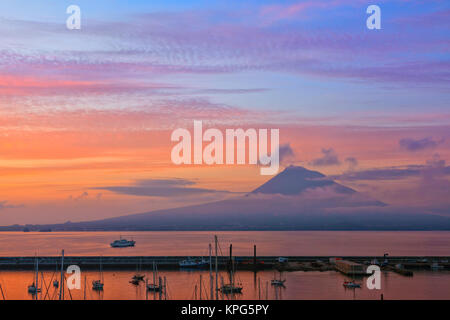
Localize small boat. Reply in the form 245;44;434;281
92;280;104;291
110;237;136;248
431;262;444;270
343;281;361;288
132;274;145;281
219;255;243;294
146;261;162;292
271;279;286;286
53;260;59;288
146;283;161;292
271;271;286;287
28;283;41;294
220;284;243;294
28;257;41;296
131;258;145;283
130;273;145;285
92;257;104;291
179;257;209;268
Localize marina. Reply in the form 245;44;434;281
0;231;449;300
0;269;449;300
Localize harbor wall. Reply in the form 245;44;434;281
0;256;448;270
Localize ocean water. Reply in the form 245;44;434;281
0;231;448;256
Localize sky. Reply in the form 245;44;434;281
0;0;449;224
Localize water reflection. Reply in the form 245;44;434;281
0;269;449;300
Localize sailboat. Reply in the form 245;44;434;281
343;272;361;289
53;259;59;288
271;271;286;287
219;249;243;294
28;257;41;295
92;257;104;291
131;258;145;285
146;261;161;292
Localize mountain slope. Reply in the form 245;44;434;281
251;166;351;195
1;166;449;230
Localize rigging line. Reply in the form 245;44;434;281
165;282;171;300
63;274;73;300
0;283;5;300
40;271;50;300
45;270;57;300
0;274;6;300
89;282;94;300
42;271;53;300
51;287;57;301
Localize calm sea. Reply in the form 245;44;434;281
0;231;448;256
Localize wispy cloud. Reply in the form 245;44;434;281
279;143;296;166
399;137;444;152
310;148;340;166
93;178;236;198
0;201;23;210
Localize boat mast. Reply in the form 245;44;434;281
59;249;64;300
100;256;103;283
209;243;213;300
153;261;156;299
199;274;202;300
231;257;235;300
214;235;218;300
258;277;261;300
35;257;39;300
164;276;167;300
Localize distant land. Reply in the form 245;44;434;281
1;166;449;231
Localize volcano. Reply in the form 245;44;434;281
2;166;449;231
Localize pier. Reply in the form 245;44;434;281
0;256;448;271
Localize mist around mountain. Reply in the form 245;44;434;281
1;166;449;231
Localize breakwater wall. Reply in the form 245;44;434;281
0;256;448;270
